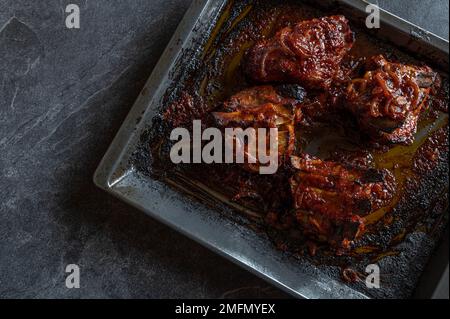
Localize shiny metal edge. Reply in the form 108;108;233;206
344;0;448;54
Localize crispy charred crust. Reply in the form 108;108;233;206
274;84;307;101
299;84;348;124
289;154;396;248
245;15;354;89
164;92;209;127
413;126;449;175
345;55;441;144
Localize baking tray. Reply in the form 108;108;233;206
94;0;449;299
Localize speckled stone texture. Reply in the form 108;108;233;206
0;0;448;298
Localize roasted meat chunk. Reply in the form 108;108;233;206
245;15;355;89
289;154;395;248
213;85;306;171
213;85;305;127
346;55;441;144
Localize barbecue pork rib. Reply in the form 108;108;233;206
289;154;396;248
213;85;306;172
345;55;441;144
245;15;355;89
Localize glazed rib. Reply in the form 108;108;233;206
345;55;441;144
289;154;396;248
245;16;355;89
213;85;306;171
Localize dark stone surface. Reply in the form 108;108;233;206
0;0;448;298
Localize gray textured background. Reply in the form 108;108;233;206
0;0;448;298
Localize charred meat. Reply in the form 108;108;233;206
213;85;305;127
245;16;355;89
345;55;441;144
289;154;396;248
213;85;306;171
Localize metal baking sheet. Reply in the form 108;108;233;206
94;0;449;299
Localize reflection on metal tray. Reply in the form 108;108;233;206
94;0;449;299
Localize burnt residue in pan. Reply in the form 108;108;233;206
131;0;449;299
